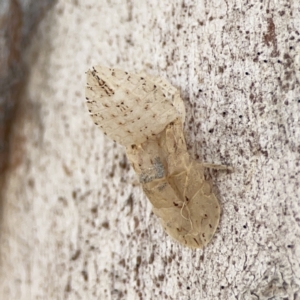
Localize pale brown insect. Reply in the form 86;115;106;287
85;66;224;248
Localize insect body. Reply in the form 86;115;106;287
86;66;221;248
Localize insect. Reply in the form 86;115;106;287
85;66;223;248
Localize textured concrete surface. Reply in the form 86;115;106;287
0;0;55;219
0;0;299;299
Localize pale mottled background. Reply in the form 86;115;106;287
0;0;299;299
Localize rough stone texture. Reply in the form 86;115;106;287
0;0;55;218
0;0;299;299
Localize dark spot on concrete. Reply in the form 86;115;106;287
65;279;71;293
71;250;81;261
136;256;141;267
81;270;88;281
58;197;68;206
126;194;134;214
28;178;35;188
149;253;155;264
119;258;126;267
102;221;110;229
119;154;129;170
72;191;77;200
158;274;165;281
91;206;97;214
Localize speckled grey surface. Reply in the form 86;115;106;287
0;1;299;299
